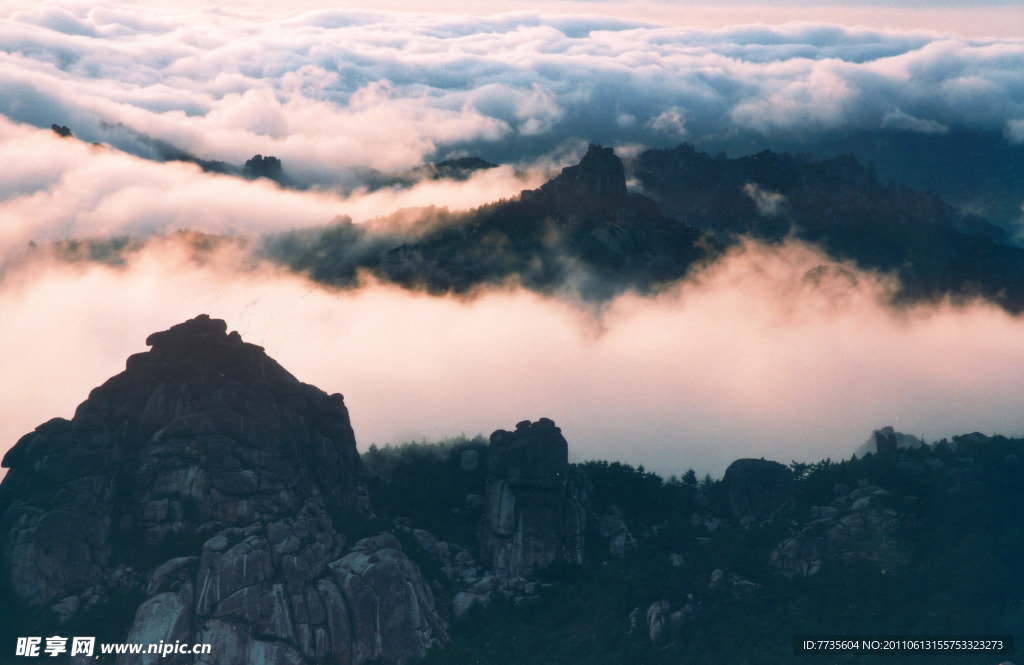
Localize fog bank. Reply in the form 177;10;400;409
3;240;1023;482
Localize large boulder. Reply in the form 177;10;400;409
874;427;898;460
478;419;588;579
0;315;446;664
720;458;793;522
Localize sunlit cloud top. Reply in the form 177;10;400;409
2;3;1023;196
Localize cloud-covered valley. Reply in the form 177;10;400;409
3;2;1024;480
5;236;1024;483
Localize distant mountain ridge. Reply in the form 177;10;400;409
32;134;1024;311
268;142;1024;311
630;143;1024;309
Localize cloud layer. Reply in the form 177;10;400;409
3;4;1024;188
3;239;1024;484
0;117;541;265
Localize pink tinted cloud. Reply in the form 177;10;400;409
3;240;1024;483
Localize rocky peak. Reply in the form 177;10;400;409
144;312;230;347
3;314;368;550
571;144;628;206
488;418;570;488
479;419;588;579
536;144;628;214
243;154;283;181
0;316;446;664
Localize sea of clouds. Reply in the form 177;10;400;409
3;3;1024;478
3;5;1024;183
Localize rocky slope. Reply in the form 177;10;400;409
353;423;1023;664
0;315;446;664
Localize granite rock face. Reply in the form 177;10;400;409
0;315;445;664
478;419;588;579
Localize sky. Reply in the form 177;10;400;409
1;1;1024;479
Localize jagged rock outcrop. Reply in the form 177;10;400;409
637;597;700;645
530;143;629;216
478;419;588;579
720;458;793;522
0;315;446;664
854;425;923;458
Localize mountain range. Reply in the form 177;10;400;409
36;128;1024;313
265;142;1024;311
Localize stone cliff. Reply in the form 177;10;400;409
0;315;446;664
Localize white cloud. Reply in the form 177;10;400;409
743;183;786;216
3;240;1024;483
646;107;685;136
0;118;539;261
3;7;1023;182
880;108;949;133
1007;118;1024;143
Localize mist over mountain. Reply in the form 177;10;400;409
17;134;1024;314
6;125;1024;481
5;0;1024;502
264;144;708;301
259;142;1024;312
4;7;1024;659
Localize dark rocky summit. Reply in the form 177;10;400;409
243;154;285;182
526;143;629;216
874;427;898;461
479;419;588;579
0;315;446;664
369;144;709;300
